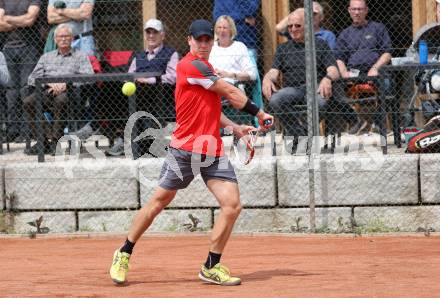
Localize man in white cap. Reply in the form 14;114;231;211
105;18;179;157
128;18;179;85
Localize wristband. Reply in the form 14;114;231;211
241;98;260;116
325;75;333;82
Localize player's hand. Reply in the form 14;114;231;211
257;111;274;131
233;124;256;139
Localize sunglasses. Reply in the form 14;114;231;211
287;24;302;29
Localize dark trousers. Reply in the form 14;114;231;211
23;90;68;142
268;84;358;136
3;45;39;137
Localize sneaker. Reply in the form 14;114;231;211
70;122;100;140
198;263;241;286
105;137;124;156
109;249;130;285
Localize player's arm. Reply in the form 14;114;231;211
2;5;39;28
209;79;273;128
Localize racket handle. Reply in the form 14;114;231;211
263;119;273;126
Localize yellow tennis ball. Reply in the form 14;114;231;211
122;82;136;96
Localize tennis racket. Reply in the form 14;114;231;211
233;119;272;165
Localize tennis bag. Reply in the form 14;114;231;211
407;115;440;153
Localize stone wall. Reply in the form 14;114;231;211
2;154;439;235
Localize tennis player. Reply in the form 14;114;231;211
110;19;273;286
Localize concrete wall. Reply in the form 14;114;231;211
1;154;439;234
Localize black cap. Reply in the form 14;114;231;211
189;19;214;39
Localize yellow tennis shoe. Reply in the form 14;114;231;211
109;249;131;285
198;263;241;286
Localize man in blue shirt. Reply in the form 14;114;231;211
335;0;391;78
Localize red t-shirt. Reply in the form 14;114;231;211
170;52;224;156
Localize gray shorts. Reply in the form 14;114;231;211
158;147;238;190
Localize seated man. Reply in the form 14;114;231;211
262;8;357;153
335;0;392;133
275;1;336;51
105;18;179;157
23;23;94;155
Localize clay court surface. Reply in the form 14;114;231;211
1;234;440;297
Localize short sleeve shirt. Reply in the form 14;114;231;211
170;52;223;157
335;21;391;73
0;0;41;48
272;38;336;87
48;0;94;36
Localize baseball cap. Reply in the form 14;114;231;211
189;19;214;39
144;19;164;31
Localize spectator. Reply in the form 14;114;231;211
210;15;256;85
335;0;391;79
335;0;391;134
47;0;96;56
105;18;179;157
209;15;258;125
213;0;260;54
275;1;336;51
23;24;94;155
0;0;41;143
0;51;10;86
262;8;357;153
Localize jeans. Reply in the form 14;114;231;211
3;45;38;138
268;84;358;137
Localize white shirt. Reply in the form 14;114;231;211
209;40;257;84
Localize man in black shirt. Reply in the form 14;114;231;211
262;8;356;152
0;0;41;142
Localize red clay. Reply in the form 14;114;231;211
1;235;439;297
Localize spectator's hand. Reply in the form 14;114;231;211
135;77;155;84
262;77;277;99
47;83;66;96
245;17;256;27
367;67;379;77
318;78;332;99
340;69;351;79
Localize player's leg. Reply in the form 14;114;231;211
110;148;195;285
198;155;242;286
127;187;177;243
206;179;241;254
110;187;176;285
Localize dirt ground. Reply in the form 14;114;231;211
1;234;439;297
